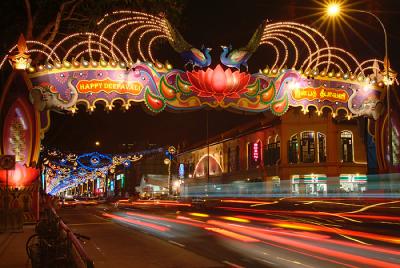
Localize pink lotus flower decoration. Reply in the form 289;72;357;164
186;64;250;102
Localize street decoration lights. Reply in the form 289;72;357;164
8;34;31;70
164;146;176;196
326;2;396;169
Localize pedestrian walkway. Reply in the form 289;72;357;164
0;225;34;268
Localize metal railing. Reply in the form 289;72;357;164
49;207;95;268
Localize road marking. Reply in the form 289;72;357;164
276;257;314;268
255;257;276;265
168;240;185;248
222;260;244;268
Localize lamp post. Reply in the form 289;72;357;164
165;146;176;196
327;3;393;170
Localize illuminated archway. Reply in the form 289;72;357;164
193;154;223;178
0;9;397;192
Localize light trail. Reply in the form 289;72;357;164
204;227;260;243
102;212;169;232
125;211;207;228
208;220;400;268
216;206;400;222
237;215;400;244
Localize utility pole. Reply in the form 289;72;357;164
206;111;210;195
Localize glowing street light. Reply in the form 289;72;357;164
327;3;340;17
325;2;395;170
95;141;100;147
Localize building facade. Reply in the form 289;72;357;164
177;108;369;196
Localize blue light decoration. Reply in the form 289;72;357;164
77;152;112;170
43;146;166;195
41;169;46;190
110;180;115;192
179;163;185;178
165;150;173;160
123;160;131;168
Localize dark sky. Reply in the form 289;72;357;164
42;0;400;153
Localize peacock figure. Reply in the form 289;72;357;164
220;21;267;71
164;19;212;69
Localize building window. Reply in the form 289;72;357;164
235;145;240;171
341;131;353;162
288;134;299;164
264;135;280;166
275;135;281;163
300;131;315;163
317;132;327;163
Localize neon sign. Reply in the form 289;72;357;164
291;87;349;102
252;142;260;163
179;163;185;178
77;79;143;95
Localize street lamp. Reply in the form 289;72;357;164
326;3;393;170
326;3;340;17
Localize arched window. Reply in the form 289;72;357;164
264;135;280;166
341;131;353;162
288;134;299;164
317;132;327;162
300;131;315;163
275;135;281;162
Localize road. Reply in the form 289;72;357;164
59;198;400;268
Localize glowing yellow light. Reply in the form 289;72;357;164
327;3;341;17
221;216;250;223
95;141;100;146
275;223;316;231
189;213;209;218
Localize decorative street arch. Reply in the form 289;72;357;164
0;10;398;190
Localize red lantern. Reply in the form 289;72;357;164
0;163;39;187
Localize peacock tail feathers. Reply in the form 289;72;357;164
164;19;192;53
244;20;267;53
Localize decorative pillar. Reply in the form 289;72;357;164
326;115;340;193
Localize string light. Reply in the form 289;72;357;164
0;9;387;88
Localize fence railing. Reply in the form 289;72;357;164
49;207;94;268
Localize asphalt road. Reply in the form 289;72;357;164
59;198;400;268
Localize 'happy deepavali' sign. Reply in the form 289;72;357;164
77;79;143;95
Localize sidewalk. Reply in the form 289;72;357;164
0;225;34;268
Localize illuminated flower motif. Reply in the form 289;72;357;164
186;64;250;102
55;72;69;84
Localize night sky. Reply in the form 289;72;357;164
41;0;400;153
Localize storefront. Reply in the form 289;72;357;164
304;174;327;195
291;174;327;195
340;174;368;193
